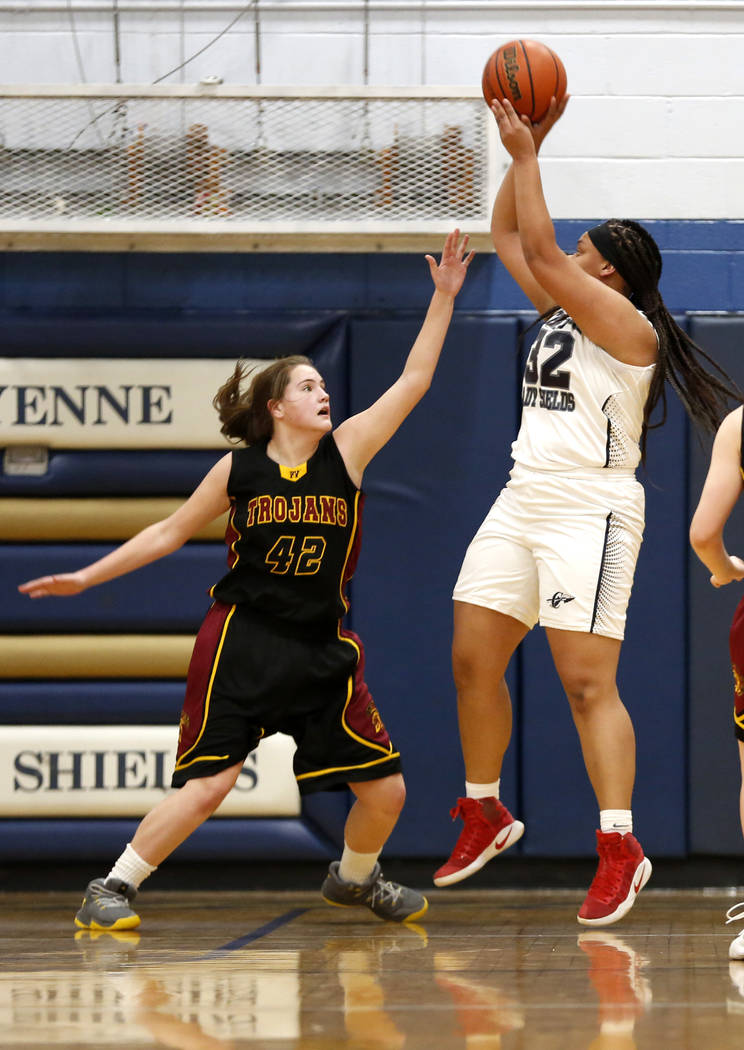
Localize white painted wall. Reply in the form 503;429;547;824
1;1;744;218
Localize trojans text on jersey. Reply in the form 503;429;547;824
245;494;349;528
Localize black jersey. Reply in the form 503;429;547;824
210;433;363;632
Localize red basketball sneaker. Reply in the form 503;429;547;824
433;797;524;887
577;830;652;927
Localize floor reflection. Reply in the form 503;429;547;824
577;932;651;1050
0;890;742;1049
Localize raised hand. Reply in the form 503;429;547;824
530;93;570;151
425;229;475;297
18;572;87;598
489;98;538;160
489;93;569;154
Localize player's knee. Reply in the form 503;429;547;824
561;674;611;715
367;774;406;818
452;637;483;692
182;765;240;815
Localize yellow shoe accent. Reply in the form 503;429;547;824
321;894;354;909
402;897;428;923
74;914;140;931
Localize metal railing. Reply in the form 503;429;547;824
0;84;497;251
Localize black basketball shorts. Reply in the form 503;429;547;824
172;600;402;792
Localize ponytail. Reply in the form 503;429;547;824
590;219;743;458
213;355;313;444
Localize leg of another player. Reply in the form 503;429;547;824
738;740;744;843
321;774;427;922
129;760;244;864
546;628;651;926
433;604;528;887
727;742;744;959
74;761;243;931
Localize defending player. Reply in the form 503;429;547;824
18;229;473;931
689;406;744;959
434;96;742;926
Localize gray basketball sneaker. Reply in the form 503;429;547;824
321;861;428;922
74;877;140;931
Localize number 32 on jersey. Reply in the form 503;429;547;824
523;328;576;413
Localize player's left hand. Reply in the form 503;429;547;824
17;572;87;598
425;229;475;297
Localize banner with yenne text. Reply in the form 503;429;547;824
1;726;300;817
0;358;265;449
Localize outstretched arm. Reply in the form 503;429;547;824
18;453;233;598
333;229;473;486
690;407;744;587
490;94;568;314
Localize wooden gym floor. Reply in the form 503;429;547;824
3;885;744;1049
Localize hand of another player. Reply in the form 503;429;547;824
17;572;87;598
425;228;475;297
710;555;744;588
490;98;537;160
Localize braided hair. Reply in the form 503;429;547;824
588;219;742;457
212;355;313;444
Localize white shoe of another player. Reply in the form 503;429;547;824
725;902;744;960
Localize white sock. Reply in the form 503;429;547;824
338;844;381;885
466;779;500;800
107;843;157;890
600;809;633;835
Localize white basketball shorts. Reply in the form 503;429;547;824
453;465;645;639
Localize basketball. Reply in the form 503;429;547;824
482;39;567;123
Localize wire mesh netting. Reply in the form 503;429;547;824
0;92;490;228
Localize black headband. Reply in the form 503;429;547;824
587;222;633;288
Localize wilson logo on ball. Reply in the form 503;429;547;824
482;39;567;123
502;45;523;102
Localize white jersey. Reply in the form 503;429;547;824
511;309;656;474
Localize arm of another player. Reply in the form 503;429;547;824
490;94;569;314
333;229;473;486
689;407;744;587
17;452;233;598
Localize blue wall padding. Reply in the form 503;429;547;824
348;315;522;857
0;681;186;723
0;818;336;861
4;223;744;315
0;310;348;358
5;543;225;631
301;790;351;848
0;450;223;496
687;317;744;854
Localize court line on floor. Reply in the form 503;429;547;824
197;907;310;959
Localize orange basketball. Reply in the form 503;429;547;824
482;39;567;123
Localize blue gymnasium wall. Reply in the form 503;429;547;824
2;219;744;866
